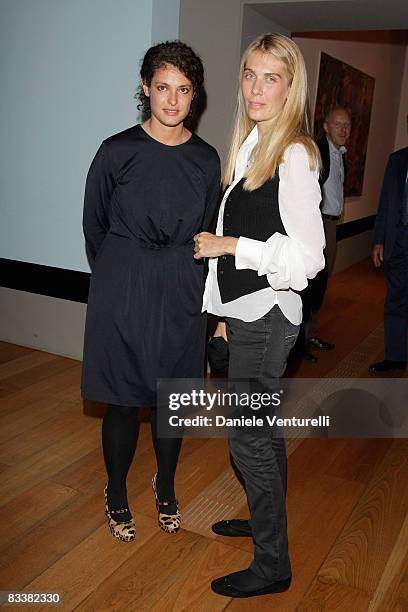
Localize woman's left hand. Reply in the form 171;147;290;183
193;232;238;259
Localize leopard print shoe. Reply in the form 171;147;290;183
104;486;136;542
152;473;181;534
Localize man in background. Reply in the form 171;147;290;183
303;106;351;358
369;146;408;373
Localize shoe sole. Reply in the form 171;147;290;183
212;526;252;537
369;368;406;373
309;345;334;350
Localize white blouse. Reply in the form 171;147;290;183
202;126;325;325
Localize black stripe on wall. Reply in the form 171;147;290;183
0;258;90;304
0;216;375;303
337;215;375;241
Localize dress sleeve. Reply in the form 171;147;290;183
235;143;325;291
83;140;116;260
201;153;221;231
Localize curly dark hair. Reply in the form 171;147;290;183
136;40;204;120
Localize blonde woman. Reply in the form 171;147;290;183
194;34;325;598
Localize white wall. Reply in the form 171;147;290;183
152;0;181;44
0;0;181;359
0;0;153;273
180;0;244;161
241;4;290;55
0;288;87;360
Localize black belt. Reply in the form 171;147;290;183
322;213;340;221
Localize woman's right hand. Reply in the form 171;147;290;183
193;232;238;259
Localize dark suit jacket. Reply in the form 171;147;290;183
316;135;330;186
300;137;331;323
316;135;347;189
373;147;408;260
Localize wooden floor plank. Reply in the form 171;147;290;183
295;578;371;611
150;539;252;612
0;487;108;589
288;258;386;378
0;404;91;464
0;351;57;381
0;260;406;611
0;363;82;412
0;342;33;364
0;366;82;420
324;438;392;484
0;356;78;392
0;481;78;552
76;530;244;612
367;512;408;612
24;513;157;611
49;447;107;493
1;420;100;505
300;439;408;607
0;398;78;444
0;380;21;399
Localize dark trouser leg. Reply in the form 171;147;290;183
102;404;140;517
302;232;330;345
305;265;329;340
384;229;408;362
322;216;337;274
150;407;182;500
229;427;289;581
226;305;299;582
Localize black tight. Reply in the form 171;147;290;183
102;404;139;519
150;408;182;500
102;404;182;517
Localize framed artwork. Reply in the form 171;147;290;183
314;52;375;197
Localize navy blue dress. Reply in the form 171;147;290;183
81;125;220;406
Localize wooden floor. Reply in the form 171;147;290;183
0;258;407;611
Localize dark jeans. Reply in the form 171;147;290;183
384;227;408;361
225;305;299;582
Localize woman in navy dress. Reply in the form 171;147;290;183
82;41;220;541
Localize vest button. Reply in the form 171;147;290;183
219;270;224;275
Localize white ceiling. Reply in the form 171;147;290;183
250;0;408;31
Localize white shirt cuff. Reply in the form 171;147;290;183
235;237;263;271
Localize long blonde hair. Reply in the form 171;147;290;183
224;33;320;190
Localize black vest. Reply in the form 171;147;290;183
218;169;286;303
